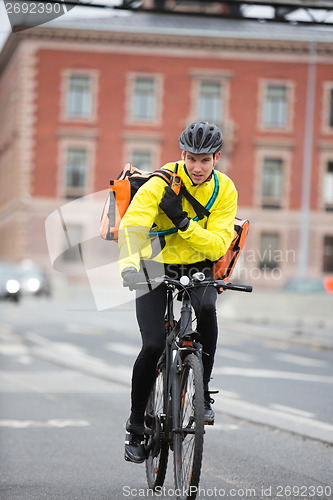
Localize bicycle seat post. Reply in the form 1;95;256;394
166;288;175;330
180;296;193;338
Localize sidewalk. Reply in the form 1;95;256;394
217;289;333;350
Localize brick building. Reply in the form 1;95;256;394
0;11;333;288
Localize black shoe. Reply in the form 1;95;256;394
204;391;218;425
124;419;146;464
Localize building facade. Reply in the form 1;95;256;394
0;13;333;288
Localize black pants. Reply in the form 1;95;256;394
129;261;218;430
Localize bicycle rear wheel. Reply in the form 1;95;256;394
173;353;205;500
145;364;169;490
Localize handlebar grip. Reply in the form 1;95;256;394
215;280;252;293
227;283;253;293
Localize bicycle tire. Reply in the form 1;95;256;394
173;353;205;500
145;364;169;490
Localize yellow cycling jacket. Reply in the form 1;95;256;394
118;161;237;274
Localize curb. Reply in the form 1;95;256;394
214;398;333;445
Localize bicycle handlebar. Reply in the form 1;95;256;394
136;275;252;293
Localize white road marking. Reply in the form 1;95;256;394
106;342;139;356
67;323;104;335
0;371;128;393
207;423;239;431
219;349;255;363
0;325;13;336
0;419;90;428
23;332;132;387
0;344;28;356
216;389;240;399
0;342;32;364
214;367;333;384
274;353;328;368
270;404;315;419
16;355;32;365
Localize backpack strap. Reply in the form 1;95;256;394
149;169;173;184
181;186;210;220
148;169;219;237
181;169;219;221
150;165;217;221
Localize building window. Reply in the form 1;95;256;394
64;148;88;199
263;84;288;128
197;81;222;124
131;77;157;121
323;235;333;273
130;151;153;172
261;158;283;209
323;161;333;211
66;75;92;118
259;232;280;270
329;88;333;128
321;83;333;134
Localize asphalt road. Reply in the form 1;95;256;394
1;295;333;500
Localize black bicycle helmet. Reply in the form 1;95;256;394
179;121;223;154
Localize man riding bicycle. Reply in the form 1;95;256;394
118;121;238;463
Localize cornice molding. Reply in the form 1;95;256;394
34;28;331;55
254;138;295;149
317;141;333;150
1;26;333;73
57;128;100;139
122;131;164;143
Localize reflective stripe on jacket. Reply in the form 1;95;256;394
118;160;238;273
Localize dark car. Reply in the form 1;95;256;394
0;262;21;303
15;260;51;297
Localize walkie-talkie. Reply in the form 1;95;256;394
170;163;182;195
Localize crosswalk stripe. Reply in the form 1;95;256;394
218;348;255;362
0;419;90;428
270;404;315;419
106;342;139;356
274;353;328;368
0;370;128;393
213;367;333;384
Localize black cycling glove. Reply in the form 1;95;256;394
159;186;190;231
121;267;146;291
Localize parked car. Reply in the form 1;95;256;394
0;262;21;303
15;260;51;297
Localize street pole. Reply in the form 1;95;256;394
297;39;317;279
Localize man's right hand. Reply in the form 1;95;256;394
121;267;146;291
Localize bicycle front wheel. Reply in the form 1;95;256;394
145;364;169;490
173;353;205;500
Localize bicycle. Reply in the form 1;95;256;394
136;273;252;500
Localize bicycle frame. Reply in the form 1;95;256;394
158;284;203;447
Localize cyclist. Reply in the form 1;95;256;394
119;121;238;463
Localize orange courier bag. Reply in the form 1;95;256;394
100;163;172;241
212;217;249;282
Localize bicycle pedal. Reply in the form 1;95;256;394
204;420;214;426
